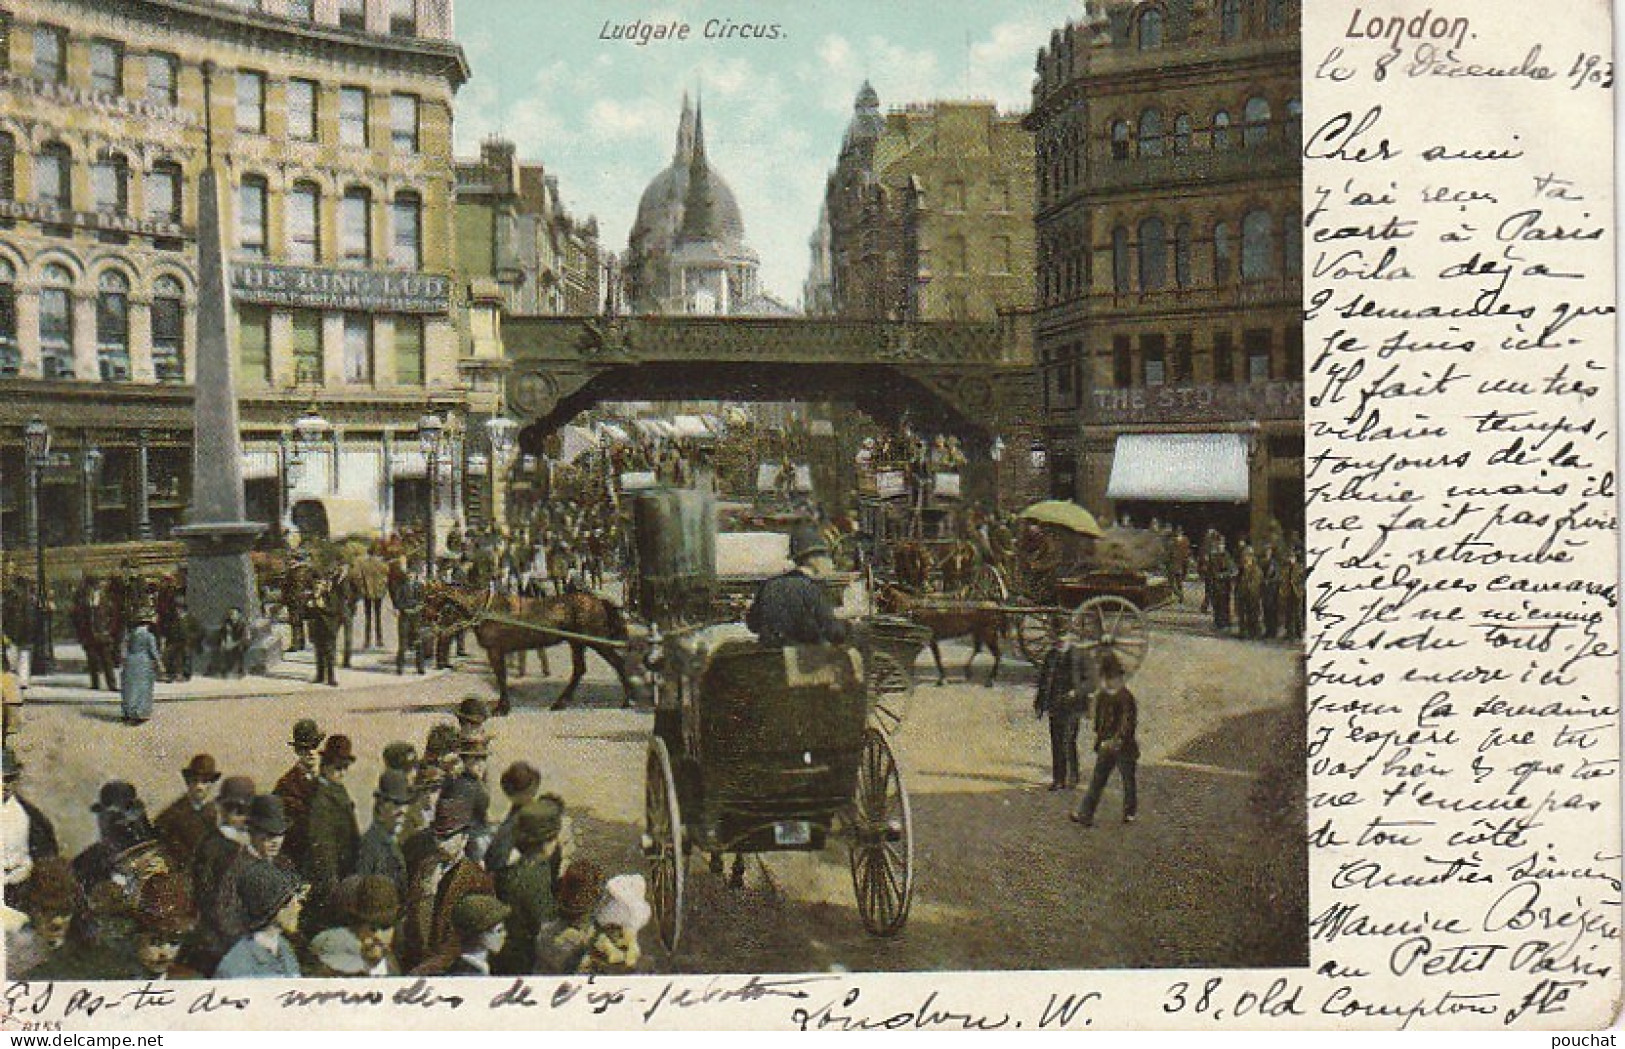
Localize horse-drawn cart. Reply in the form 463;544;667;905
643;625;914;952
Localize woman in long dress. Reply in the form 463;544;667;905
120;618;161;725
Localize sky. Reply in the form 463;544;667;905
452;0;1080;307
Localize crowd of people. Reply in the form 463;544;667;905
1141;520;1305;641
1;697;651;981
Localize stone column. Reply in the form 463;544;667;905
14;290;40;379
269;309;295;388
129;298;155;383
71;290;97;380
321;311;344;386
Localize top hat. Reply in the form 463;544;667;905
91;781;141;814
135;872;197;939
513;796;564;850
555;861;604;919
382;742;419;772
247;795;289;836
182;755;221;783
374;769;416;806
238;863;302;932
319;735;356;768
290;719;325;751
218;776;256;811
450;894;509;940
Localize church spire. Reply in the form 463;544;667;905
673;91;695;163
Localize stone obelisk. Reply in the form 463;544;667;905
172;62;279;675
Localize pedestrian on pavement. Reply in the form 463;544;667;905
308;874;401;977
1236;548;1263;640
160;594;202;682
453;734;493;861
355;770;414;900
492;797;563;975
119;615;162;725
301;735;360;937
355;554;390;650
1034;639;1092;791
213;862;305;979
1207;538;1237;634
1260;545;1282;639
154;755;221;878
308;578;341;687
1071;654;1139;828
274;718;325;867
393;559;427;676
400;795;495;975
446;894;508;976
1281;552;1306;640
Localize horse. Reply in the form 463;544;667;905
427;586;632;714
876;582;1004;687
891;540;979;594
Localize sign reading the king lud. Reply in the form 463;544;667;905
232;262;451;314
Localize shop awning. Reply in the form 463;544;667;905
1106;433;1249;503
671;415;712;439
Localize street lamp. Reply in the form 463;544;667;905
417;409;444;569
990;435;1005;514
23;418;52;677
80;447;102;545
485;415;519;532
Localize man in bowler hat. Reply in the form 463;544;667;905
274;718;325;866
745;521;846;646
155;754;221;875
213;863;305;979
1035;639;1093;791
302;735;360;936
400;794;494;975
492;796;564;975
355;770;414;899
210;795;299;954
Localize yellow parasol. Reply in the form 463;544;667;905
1017;500;1105;538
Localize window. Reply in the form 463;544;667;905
1213;221;1234;283
992;235;1013;275
1112;335;1132;388
1267;0;1288;32
394;315;424;385
288;79;318;141
0;259;16;377
1111;226;1130;293
1283;326;1302;380
152;275;185;384
1173;333;1194;383
1221;0;1244;40
0;133;12;201
91;152;130;216
33;25;65;84
339;0;366;30
1245;328;1272;381
90;40;123;96
1243;97;1271;147
1174;222;1192;287
390;0;418;36
292;310;323;385
39;264;74;380
1142;334;1167;386
1285;98;1302;145
1212;330;1235;383
236;71;266;134
390;191;421;269
1241;209;1275;281
288;182;321;264
391;94;419;153
1138;217;1167;290
1173;114;1192;154
1138;109;1163;157
1111;120;1130;160
96;270;131;381
147;53;178;106
341;187;372;264
1285;212;1301;276
944;234;968;275
343;313;372;383
147;161;182;224
239;304;270;384
36;142;70;210
287;0;316;19
1212;110;1232;151
340;87;369;147
238;176;268;258
1137;8;1164;49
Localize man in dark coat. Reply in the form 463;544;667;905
485;761;540;875
1035;640;1093;791
186;776;255;973
400;795;495;975
493;797;563;975
1207;537;1237;633
1071;655;1140;827
211;795;300;956
154;754;221;879
71;781;157;896
355;770;414;899
307;578;341;687
745;523;846;646
394;560;428;676
274;718;324;867
301;735;360;936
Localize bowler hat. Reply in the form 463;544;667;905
555;861;603;918
498;761;540;798
289;719;325;751
247;795;289;836
382;742;419;772
513;796;564;850
431;795;474;838
341;875;399;929
319;735;356;768
238;862;302;932
424;724;459;760
182;755;221;783
91;781;141;814
135;872;197;939
450;894;509;940
788;520;829;563
1098;652;1125;678
3;745;20;781
374;769;416;806
455;696;490;725
218;776;256;811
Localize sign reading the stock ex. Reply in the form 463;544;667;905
232;263;452;314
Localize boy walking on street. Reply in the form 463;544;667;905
1071;654;1138;827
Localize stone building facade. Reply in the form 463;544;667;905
0;0;475;552
1027;0;1302;541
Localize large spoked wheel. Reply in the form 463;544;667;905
849;727;914;936
644;737;685;953
963;562;1009;604
1073;595;1149;676
1015;609;1068;666
866;650;916;734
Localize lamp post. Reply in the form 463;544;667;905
80;447;102;545
485;414;519;533
990;434;1005;514
24;418;53;676
288;402;330;540
417;409;444;570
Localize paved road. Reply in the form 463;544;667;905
12;610;1305;973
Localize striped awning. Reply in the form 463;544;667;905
1107;433;1249;503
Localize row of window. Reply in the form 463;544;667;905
238;178;423;269
1135;0;1290;50
0;135;186;224
0;259;186;383
224;0;422;36
237;306;426;387
1040;325;1303;409
1108;98;1300;158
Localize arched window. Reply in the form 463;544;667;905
1173;114;1193;154
1241;210;1275;281
1174;222;1193;287
1138;109;1164;158
1138;218;1168;290
0;259;16;376
147;159;183;225
39;263;74;379
37;142;71;210
1285;98;1302;144
1112;226;1131;293
1111;120;1130;160
0;133;13;202
1221;0;1244;40
238;175;268;257
1244;96;1271;147
289;181;321;264
1137;8;1164;49
97;270;131;381
1213;221;1234;283
390;190;422;269
152;275;185;384
1212;111;1233;151
341;187;372;264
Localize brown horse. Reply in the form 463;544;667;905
429;586;632;713
891;540;979;594
876;583;1004;686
